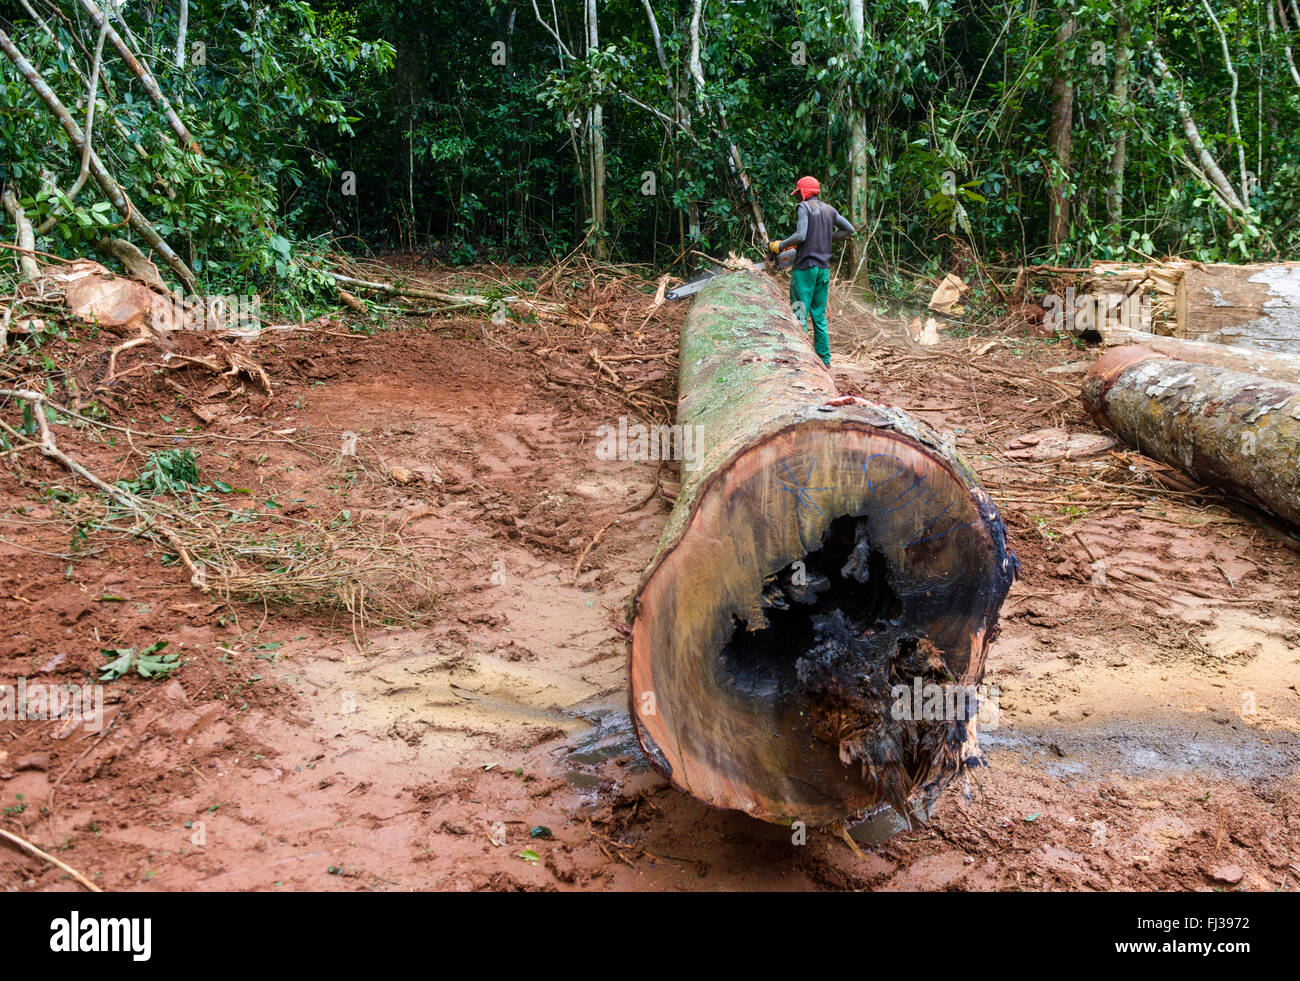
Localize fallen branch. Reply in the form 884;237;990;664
0;827;101;892
0;389;437;636
75;0;203;155
0;388;203;582
325;270;566;316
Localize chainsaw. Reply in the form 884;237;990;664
665;226;857;301
665;246;798;301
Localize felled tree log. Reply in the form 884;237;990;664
1174;263;1300;353
629;269;1016;827
1086;261;1300;353
1082;346;1300;526
1097;326;1300;385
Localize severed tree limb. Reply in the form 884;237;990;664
324;270;565;314
0;28;195;289
74;0;202;155
1;187;40;281
0;388;205;584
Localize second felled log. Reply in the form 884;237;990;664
629;269;1016;828
1082;345;1300;527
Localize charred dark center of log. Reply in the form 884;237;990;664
719;514;969;815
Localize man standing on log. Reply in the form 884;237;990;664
769;175;855;367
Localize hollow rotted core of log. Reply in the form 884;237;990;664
629;270;1016;827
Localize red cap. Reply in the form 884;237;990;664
791;176;820;201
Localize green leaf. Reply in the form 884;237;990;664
99;641;179;681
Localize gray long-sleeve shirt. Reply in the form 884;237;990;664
779;199;855;269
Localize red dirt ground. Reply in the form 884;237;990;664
2;262;1298;891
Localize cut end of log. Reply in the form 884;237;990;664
630;405;1015;827
1086;344;1167;383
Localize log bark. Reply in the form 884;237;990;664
1106;13;1130;235
1087;260;1300;354
629;270;1016;827
1096;327;1300;384
1082;346;1300;527
1047;15;1076;246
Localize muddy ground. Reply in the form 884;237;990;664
2;259;1298;891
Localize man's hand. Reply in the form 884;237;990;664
768;240;783;255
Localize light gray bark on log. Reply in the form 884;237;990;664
1083;346;1300;526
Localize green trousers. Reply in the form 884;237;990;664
789;265;831;366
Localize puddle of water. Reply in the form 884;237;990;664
848;799;935;844
558;701;648;791
981;718;1300;779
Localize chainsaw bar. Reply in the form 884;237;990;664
665;250;796;301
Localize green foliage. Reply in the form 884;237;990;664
3;0;1298;288
2;0;392;310
99;641;180;682
117;450;203;498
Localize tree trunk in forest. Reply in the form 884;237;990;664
1047;15;1076;247
1148;42;1247;215
1273;0;1300;88
1106;13;1130;236
642;1;695;248
629;270;1016;827
1083;346;1300;527
688;0;767;245
586;0;608;259
175;0;189;69
1201;0;1249;203
846;0;869;279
